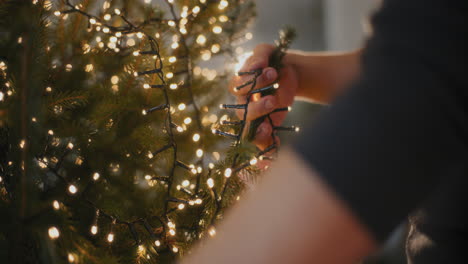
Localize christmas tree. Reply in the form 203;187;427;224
0;0;296;263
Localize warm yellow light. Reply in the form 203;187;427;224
85;64;94;72
68;184;78;194
111;75;119;84
224;168;232;178
155;240;161;247
201;50;211;61
171;42;179;49
91;225;98;235
208;226;216;237
52;200;60;210
178;203;185;210
184;117;192;124
192;133;200;142
168;56;177;63
170;83;178;90
169;229;176;236
178;103;186;110
196;35;206;45
102;27;110;33
172;246;179;253
114;9;121;15
196;149;203;157
68;253;75;263
89;18;97;24
218;0;228;9
212;26;222;34
219;15;228;22
250;158;258;165
166;72;174;79
48;226;60;239
104;14;111;21
107;232;114;243
207;178;214;188
143;83;151;89
168;20;176;27
192;6;200;13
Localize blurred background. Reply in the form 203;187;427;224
246;0;407;263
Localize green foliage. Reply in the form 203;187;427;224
0;0;260;263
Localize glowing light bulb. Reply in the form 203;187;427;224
209;163;215;169
104;14;111;20
184;117;192;124
196;149;203;157
111;75;119;84
107;232;114;243
48;226;60;239
169;229;176;236
212;26;222;34
192;133;200;142
170;83;178;90
250;158;258;165
168;20;176;27
68;253;75;263
155;240;161;247
178;203;185;210
166;72;174;79
195;198;202;204
102;27;110;33
178;103;186;110
273;83;279;89
93;173;100;181
114;9;121;15
207;178;214;188
137;32;144;39
201;50;211;61
192;6;200;13
172;246;179;253
182;180;190;187
54;11;61;16
295;127;301;132
133;50;140;56
168;56;177;63
219;15;228;22
91;225;98;235
208;226;216;236
52;200;60;210
211;44;220;53
143;83;151;89
68;184;77;194
224;168;232;178
196;35;206;45
89;18;97;24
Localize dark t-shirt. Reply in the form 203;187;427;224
291;0;468;262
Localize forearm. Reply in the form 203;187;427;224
285;49;362;103
182;148;376;264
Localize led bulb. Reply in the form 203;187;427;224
192;133;200;142
93;172;100;181
207;178;214;188
107;232;114;243
178;203;185;210
52;200;60;210
196;149;203;157
178;103;186;110
224;168;232;178
68;184;77;194
155;240;161;247
48;226;60;239
91;225;98;235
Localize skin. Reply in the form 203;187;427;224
182;46;376;264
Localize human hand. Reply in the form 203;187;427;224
229;44;299;151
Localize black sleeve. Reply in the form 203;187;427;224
291;0;468;243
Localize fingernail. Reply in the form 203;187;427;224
265;69;275;80
264;99;274;110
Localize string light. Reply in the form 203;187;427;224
155;240;161;247
67;253;75;263
170;83;178;90
177;103;186;111
212;26;222;34
90;225;98;235
208;226;216;237
192;133;200;142
207;178;214;188
48;226;60;239
172;246;179;253
184;117;192;124
107;232;114;243
196;35;206;45
178;203;185;210
68;184;78;194
52;200;60;210
168;56;177;63
196;149;203;157
224;168;232;178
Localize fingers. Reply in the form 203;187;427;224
253;120;281;151
240;43;275;72
236;95;277;121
